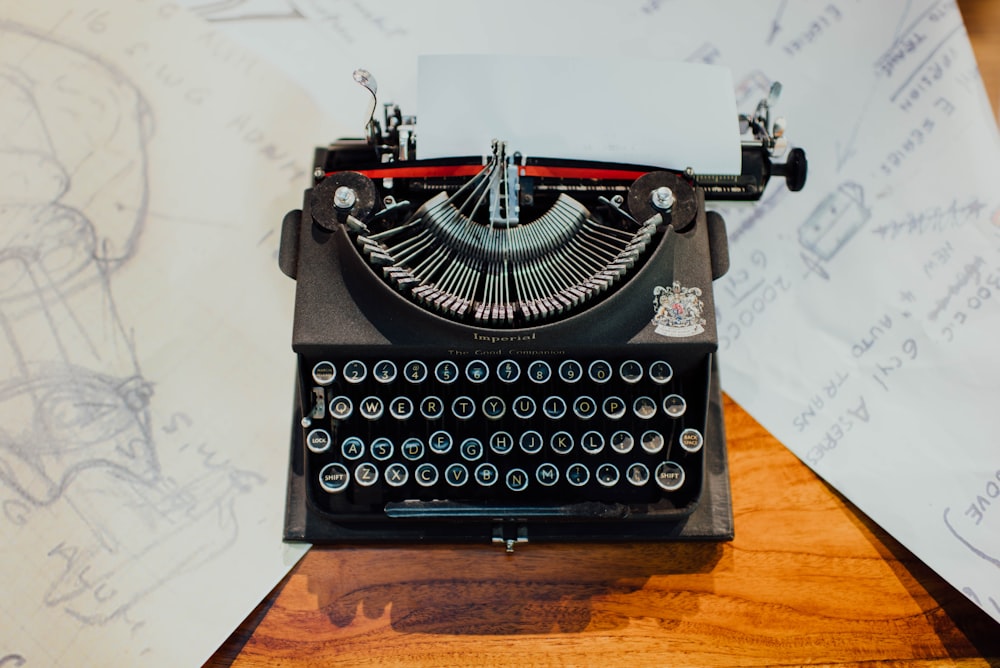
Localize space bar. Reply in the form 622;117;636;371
384;499;630;519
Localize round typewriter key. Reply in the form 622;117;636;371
311;361;336;386
536;462;559;486
419;395;444;420
329;395;353;420
482;396;506;420
343;360;367;383
655;461;685;491
428;430;453;455
354;462;379;487
401;437;424;460
602;396;627;420
403;360;428;384
434;360;459;384
318;463;349;494
415;463;439;487
475;463;499;487
573;396;597;420
550;431;574;455
519;430;544;454
506;468;529;492
527;360;552;384
359;396;384;420
384;462;409;487
389;396;414;420
610;430;634;454
496;359;521;383
543;395;567;419
626;463;651;486
619;360;643;384
490;431;515;455
649;360;673;384
306;428;332;454
680;428;704;452
341;436;364;460
460;437;484;461
465;359;490;383
588;360;612;383
566;463;590;487
558;359;583;383
373;360;397;384
663;393;687;418
451;396;476;420
633;396;657;420
596;463;620;488
641;430;664;454
445;463;469;487
512;395;537;420
581;430;605;454
370;437;393;461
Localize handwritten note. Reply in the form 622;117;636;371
180;0;1000;626
0;0;344;664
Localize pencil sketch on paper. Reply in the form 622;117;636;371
0;20;261;630
183;0;408;40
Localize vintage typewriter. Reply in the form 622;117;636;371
280;70;806;547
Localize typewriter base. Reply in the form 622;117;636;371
283;365;733;545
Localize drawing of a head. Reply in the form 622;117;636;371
0;23;152;306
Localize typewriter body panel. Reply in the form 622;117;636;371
280;76;805;545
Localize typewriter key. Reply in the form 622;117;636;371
649;361;673;384
489;431;515;455
663;394;687;418
654;461;685;491
384;463;408;487
619;360;643;383
679;428;704;452
311;361;336;385
475;463;499;487
596;463;620;488
626;463;651;487
415;463;439;487
306;429;332;454
497;359;521;383
373;360;397;383
550;431;574;455
640;430;664;454
610;431;634;454
401;437;424;460
428;430;453;455
318;463;349;494
566;463;589;487
403;360;428;384
581;431;605;454
536;463;559;486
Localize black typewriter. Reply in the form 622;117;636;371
279;71;806;547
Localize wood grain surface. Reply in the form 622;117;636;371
207;2;1000;665
208;394;1000;667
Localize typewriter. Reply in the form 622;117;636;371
280;69;806;547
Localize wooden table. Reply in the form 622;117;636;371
208;3;1000;665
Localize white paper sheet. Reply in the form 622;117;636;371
178;0;1000;627
416;55;741;173
0;1;343;664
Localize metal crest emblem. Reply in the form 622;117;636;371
652;281;705;338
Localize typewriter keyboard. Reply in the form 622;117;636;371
302;354;708;514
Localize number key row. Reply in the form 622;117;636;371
312;358;675;386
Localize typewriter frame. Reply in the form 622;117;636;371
279;81;805;547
